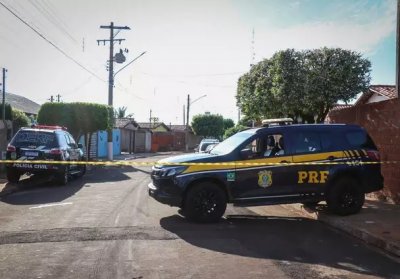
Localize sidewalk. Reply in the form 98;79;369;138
252;199;400;258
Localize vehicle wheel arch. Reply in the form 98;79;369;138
326;169;363;195
183;177;231;206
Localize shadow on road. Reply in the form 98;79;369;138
160;214;399;278
0;166;141;205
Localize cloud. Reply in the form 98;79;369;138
254;0;396;59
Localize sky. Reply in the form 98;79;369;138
0;0;397;125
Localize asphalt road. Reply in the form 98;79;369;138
0;159;399;279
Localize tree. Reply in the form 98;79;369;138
236;47;371;122
38;102;112;159
191;114;224;139
303;48;371;122
12;109;30;132
223;125;248;139
223;118;235;131
115;106;133;118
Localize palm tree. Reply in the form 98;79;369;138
115;106;130;118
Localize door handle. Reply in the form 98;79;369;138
327;156;336;161
280;160;290;164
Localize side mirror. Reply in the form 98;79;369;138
77;143;83;149
240;148;253;159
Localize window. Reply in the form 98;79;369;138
345;130;377;149
263;134;284;157
293;132;322;154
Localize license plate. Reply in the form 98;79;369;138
25;151;39;157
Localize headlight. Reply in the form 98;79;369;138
161;166;187;177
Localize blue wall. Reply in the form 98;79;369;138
97;129;121;157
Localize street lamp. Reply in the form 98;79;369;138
186;94;207;127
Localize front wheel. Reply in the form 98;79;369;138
183;182;227;223
7;169;21;183
327;177;365;216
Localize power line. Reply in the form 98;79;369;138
0;0;105;82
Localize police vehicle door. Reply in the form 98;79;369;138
233;131;294;202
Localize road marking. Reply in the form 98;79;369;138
29;202;73;209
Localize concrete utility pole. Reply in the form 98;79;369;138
98;22;130;160
2;68;6;122
396;0;400;96
186;94;190;129
185;94;207;151
48;95;54;102
56;94;61;103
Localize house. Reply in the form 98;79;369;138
115;119;152;153
169;125;202;151
5;92;41;117
354;85;396;105
137;122;172;152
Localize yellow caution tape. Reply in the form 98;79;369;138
0;160;398;166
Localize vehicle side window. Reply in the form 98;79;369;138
320;132;335;152
240;137;263;159
345;130;377;149
67;134;77;147
57;134;68;148
293;132;322;154
263;134;284;157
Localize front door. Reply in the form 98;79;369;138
232;131;296;203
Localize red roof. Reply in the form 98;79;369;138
355;85;397;105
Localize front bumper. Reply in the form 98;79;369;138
148;182;182;207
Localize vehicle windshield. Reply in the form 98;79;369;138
12;131;58;149
210;130;255;155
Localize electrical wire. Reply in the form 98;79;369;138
28;0;78;45
0;0;105;83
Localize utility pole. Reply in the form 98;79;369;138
48;95;54;102
186;94;190;129
2;68;6;122
98;22;130;160
183;105;185;125
396;0;400;96
56;94;61;103
149;109;152;127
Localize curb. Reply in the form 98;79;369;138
280;204;400;258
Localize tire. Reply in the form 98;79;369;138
77;163;86;178
7;169;21;183
327;177;365;216
55;165;69;185
183;182;227;223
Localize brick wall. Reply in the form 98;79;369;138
328;98;400;203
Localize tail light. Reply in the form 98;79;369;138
50;148;62;155
366;150;380;161
7;145;16;152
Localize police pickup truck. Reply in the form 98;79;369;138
149;122;383;223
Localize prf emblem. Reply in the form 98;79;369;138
298;171;329;184
258;170;272;188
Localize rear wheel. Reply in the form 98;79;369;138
76;162;86;178
327;177;365;216
55;165;69;185
7;169;21;183
183;182;227;223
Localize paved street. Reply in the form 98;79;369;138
0;159;399;279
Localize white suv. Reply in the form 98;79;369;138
197;139;219;153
